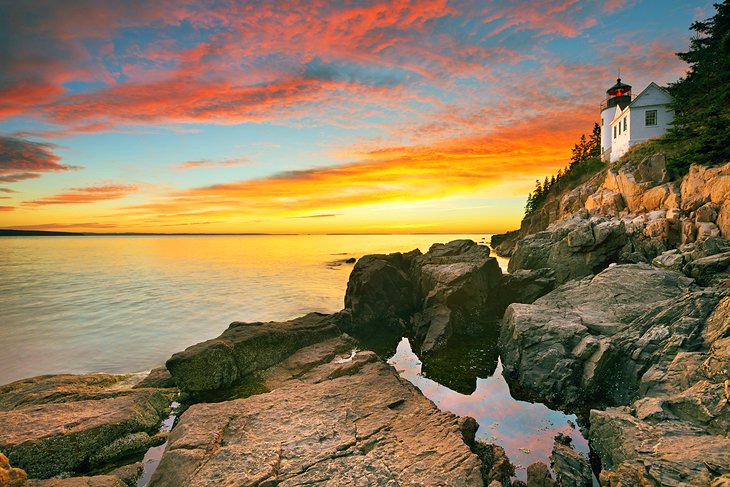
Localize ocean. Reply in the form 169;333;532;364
0;234;499;384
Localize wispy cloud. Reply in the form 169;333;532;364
0;0;639;132
24;184;137;206
120;109;585;222
8;222;119;230
0;136;79;175
0;173;42;183
289;213;341;219
171;156;252;171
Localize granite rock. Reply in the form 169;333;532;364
500;264;699;409
166;312;341;392
0;374;172;479
151;337;484;486
341;239;503;355
549;434;591;487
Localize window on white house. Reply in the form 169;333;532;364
623;118;627;131
646;110;657;126
613;126;616;139
618;123;621;135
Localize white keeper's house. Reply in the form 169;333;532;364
600;78;674;162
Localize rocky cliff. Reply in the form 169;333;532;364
496;157;730;260
492;155;730;485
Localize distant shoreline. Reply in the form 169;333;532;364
0;229;494;237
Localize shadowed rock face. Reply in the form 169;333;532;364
550;434;591;487
151;337;485;487
0;374;173;479
166;312;341;393
342;249;422;338
508;215;629;284
490;230;519;257
25;475;127;486
590;403;730;486
499;262;730;484
500;264;706;409
340;239;504;356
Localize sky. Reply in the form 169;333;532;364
0;0;714;234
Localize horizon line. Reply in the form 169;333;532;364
0;228;505;237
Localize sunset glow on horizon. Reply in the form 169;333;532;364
0;0;710;234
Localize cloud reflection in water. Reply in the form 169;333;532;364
388;337;589;480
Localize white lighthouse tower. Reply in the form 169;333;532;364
600;78;632;162
600;77;674;163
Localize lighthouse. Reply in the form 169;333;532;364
599;78;674;163
600;78;632;162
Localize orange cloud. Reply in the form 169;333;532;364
289;214;341;219
119;109;585;225
24;184;137;206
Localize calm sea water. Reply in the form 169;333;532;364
0;234;590;481
0;234;499;384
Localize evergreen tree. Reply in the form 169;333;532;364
589;123;601;159
525;123;604;216
665;1;730;169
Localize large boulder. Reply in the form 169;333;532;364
586;154;691;218
490;230;519;257
526;462;556;487
166;312;341;393
412;240;503;353
472;442;514;486
683;251;730;287
151;338;484;486
499;262;730;485
550;434;592;487
0;374;172;479
499;264;701;409
341;250;421;337
497;268;556;306
508;215;629;284
680;163;730;238
341;240;503;355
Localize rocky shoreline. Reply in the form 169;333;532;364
2;158;729;486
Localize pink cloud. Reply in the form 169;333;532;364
24;184;137;206
172;157;253;170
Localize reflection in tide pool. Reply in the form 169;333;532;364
388;337;590;482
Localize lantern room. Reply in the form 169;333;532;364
603;78;632;109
